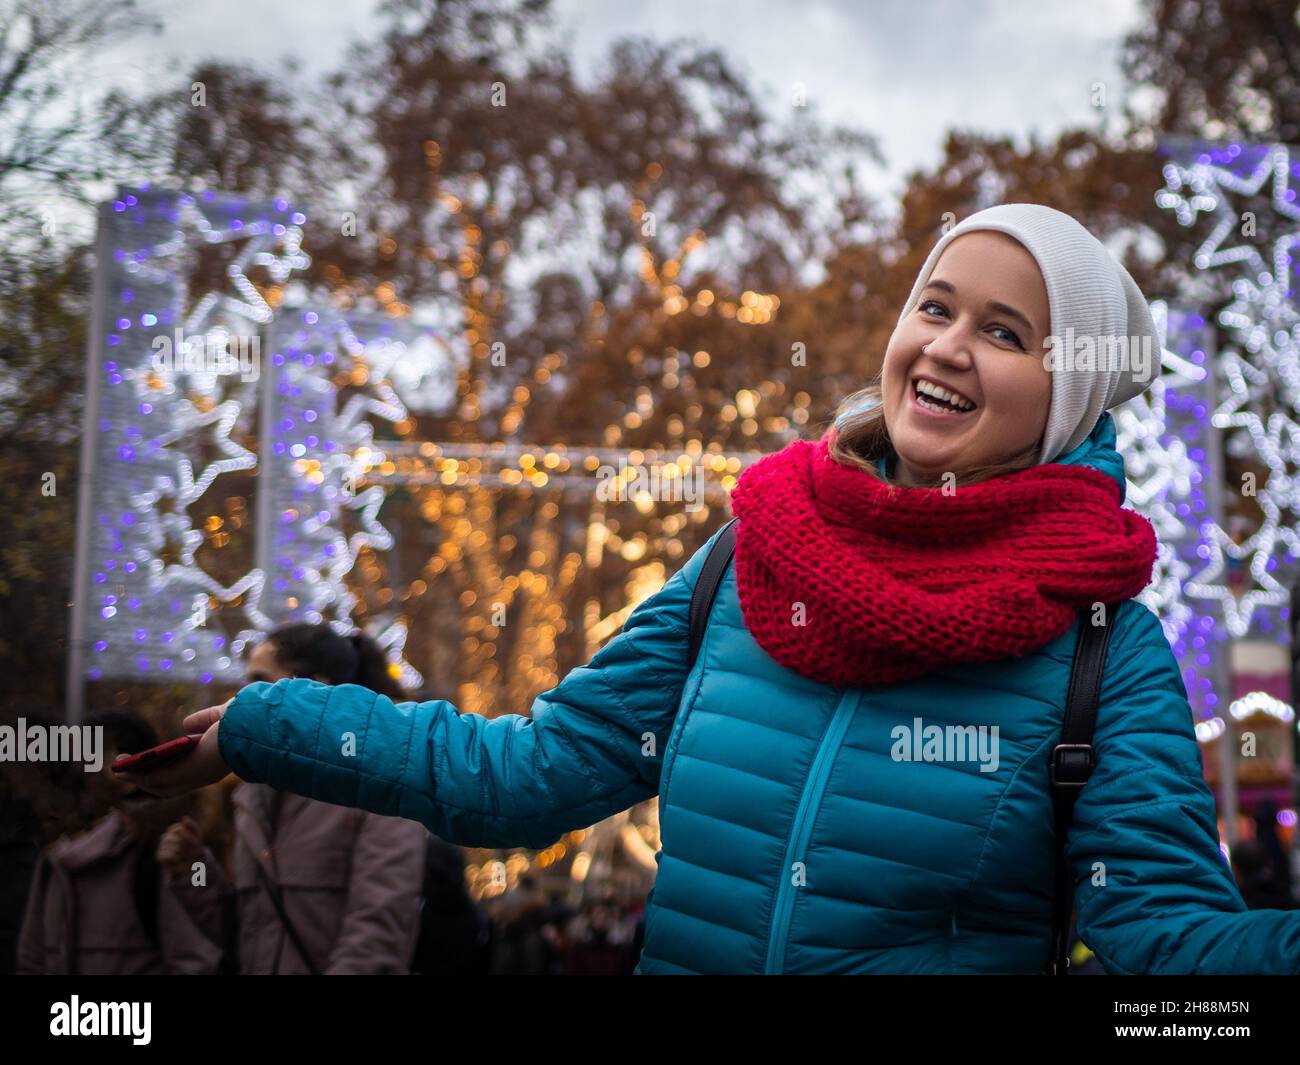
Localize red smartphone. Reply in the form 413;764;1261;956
111;734;203;773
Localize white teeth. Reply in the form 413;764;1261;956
914;379;975;411
916;395;957;414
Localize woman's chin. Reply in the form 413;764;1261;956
892;433;967;480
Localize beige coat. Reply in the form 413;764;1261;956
170;783;427;974
16;809;221;975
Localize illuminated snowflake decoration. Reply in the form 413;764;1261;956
1155;141;1300;640
258;308;463;691
77;187;435;689
78;188;310;684
1113;300;1221;714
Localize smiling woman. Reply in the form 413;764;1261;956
883;230;1052;486
115;204;1300;976
830;204;1155;488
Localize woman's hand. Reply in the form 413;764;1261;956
113;699;233;798
156;814;206;876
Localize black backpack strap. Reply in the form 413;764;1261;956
1045;601;1120;976
687;518;738;671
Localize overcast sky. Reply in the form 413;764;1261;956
95;0;1148;211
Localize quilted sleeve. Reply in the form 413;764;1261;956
1068;600;1300;974
217;522;728;849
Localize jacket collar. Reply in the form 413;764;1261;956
1049;412;1128;500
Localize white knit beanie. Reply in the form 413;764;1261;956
896;203;1158;463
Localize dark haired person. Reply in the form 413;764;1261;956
161;624;427;974
16;712;219;975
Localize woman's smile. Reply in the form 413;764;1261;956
908;374;979;419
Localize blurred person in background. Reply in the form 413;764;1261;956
16;711;219;975
0;764;41;974
1230;840;1295;911
1231;803;1297;912
559;893;637;975
410;832;492;976
159;624;427;974
0;711;75;975
1249;800;1295;908
486;872;563;975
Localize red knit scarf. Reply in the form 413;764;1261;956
727;431;1157;688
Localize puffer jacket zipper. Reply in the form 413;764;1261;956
764;689;859;974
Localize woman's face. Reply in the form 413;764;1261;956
246;641;292;684
882;230;1052;485
245;639;329;685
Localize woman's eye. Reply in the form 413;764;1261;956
990;325;1024;349
919;300;1024;349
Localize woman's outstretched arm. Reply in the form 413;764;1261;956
130;522;727;849
1068;601;1300;974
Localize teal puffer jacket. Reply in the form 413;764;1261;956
219;416;1300;974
